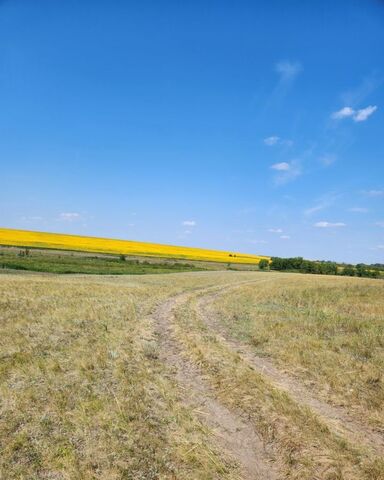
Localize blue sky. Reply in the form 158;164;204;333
1;0;383;263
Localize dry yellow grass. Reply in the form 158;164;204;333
172;274;384;479
0;272;244;479
1;270;383;479
0;227;269;265
212;274;384;430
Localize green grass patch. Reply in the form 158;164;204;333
0;250;206;275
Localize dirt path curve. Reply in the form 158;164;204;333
195;286;384;457
152;288;280;480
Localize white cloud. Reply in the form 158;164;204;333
275;60;302;81
59;212;81;221
376;245;384;250
280;235;290;239
271;160;302;185
264;135;280;146
271;162;290;171
331;105;377;122
331;106;355;119
314;221;346;228
182;220;196;227
375;221;384;227
348;207;368;213
353;105;377;122
263;136;293;147
268;228;283;233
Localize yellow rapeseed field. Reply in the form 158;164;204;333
0;227;270;264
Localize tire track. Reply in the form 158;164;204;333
152;288;280;480
195;286;384;457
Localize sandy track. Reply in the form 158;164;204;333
195;286;384;457
152;290;279;480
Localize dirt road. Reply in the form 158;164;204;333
151;280;384;479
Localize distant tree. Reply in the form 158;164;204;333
292;257;304;270
258;259;269;270
368;270;380;278
301;260;310;273
268;256;381;279
269;257;282;270
341;265;355;276
356;263;368;277
119;254;126;262
320;261;337;275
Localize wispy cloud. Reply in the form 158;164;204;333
275;60;302;82
268;228;283;233
331;105;377;122
342;75;382;107
348;207;368;213
319;153;337;166
361;189;384;197
271;160;302;185
264;135;280;146
375;221;384;228
182;220;196;227
280;235;290;239
271;162;290;171
59;212;81;221
305;204;327;216
331;107;355;119
262;60;302;111
354;105;377;122
263;136;293;147
314;221;346;228
304;193;340;216
247;239;268;245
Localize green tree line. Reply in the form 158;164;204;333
259;257;382;278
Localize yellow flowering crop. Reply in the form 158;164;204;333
0;227;270;265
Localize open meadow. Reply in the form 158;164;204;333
0;270;383;480
3;2;383;479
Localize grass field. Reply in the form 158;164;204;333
0;271;383;479
0;227;270;265
211;275;384;430
0;248;206;275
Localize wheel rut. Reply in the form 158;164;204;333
195;288;384;457
152;289;279;480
